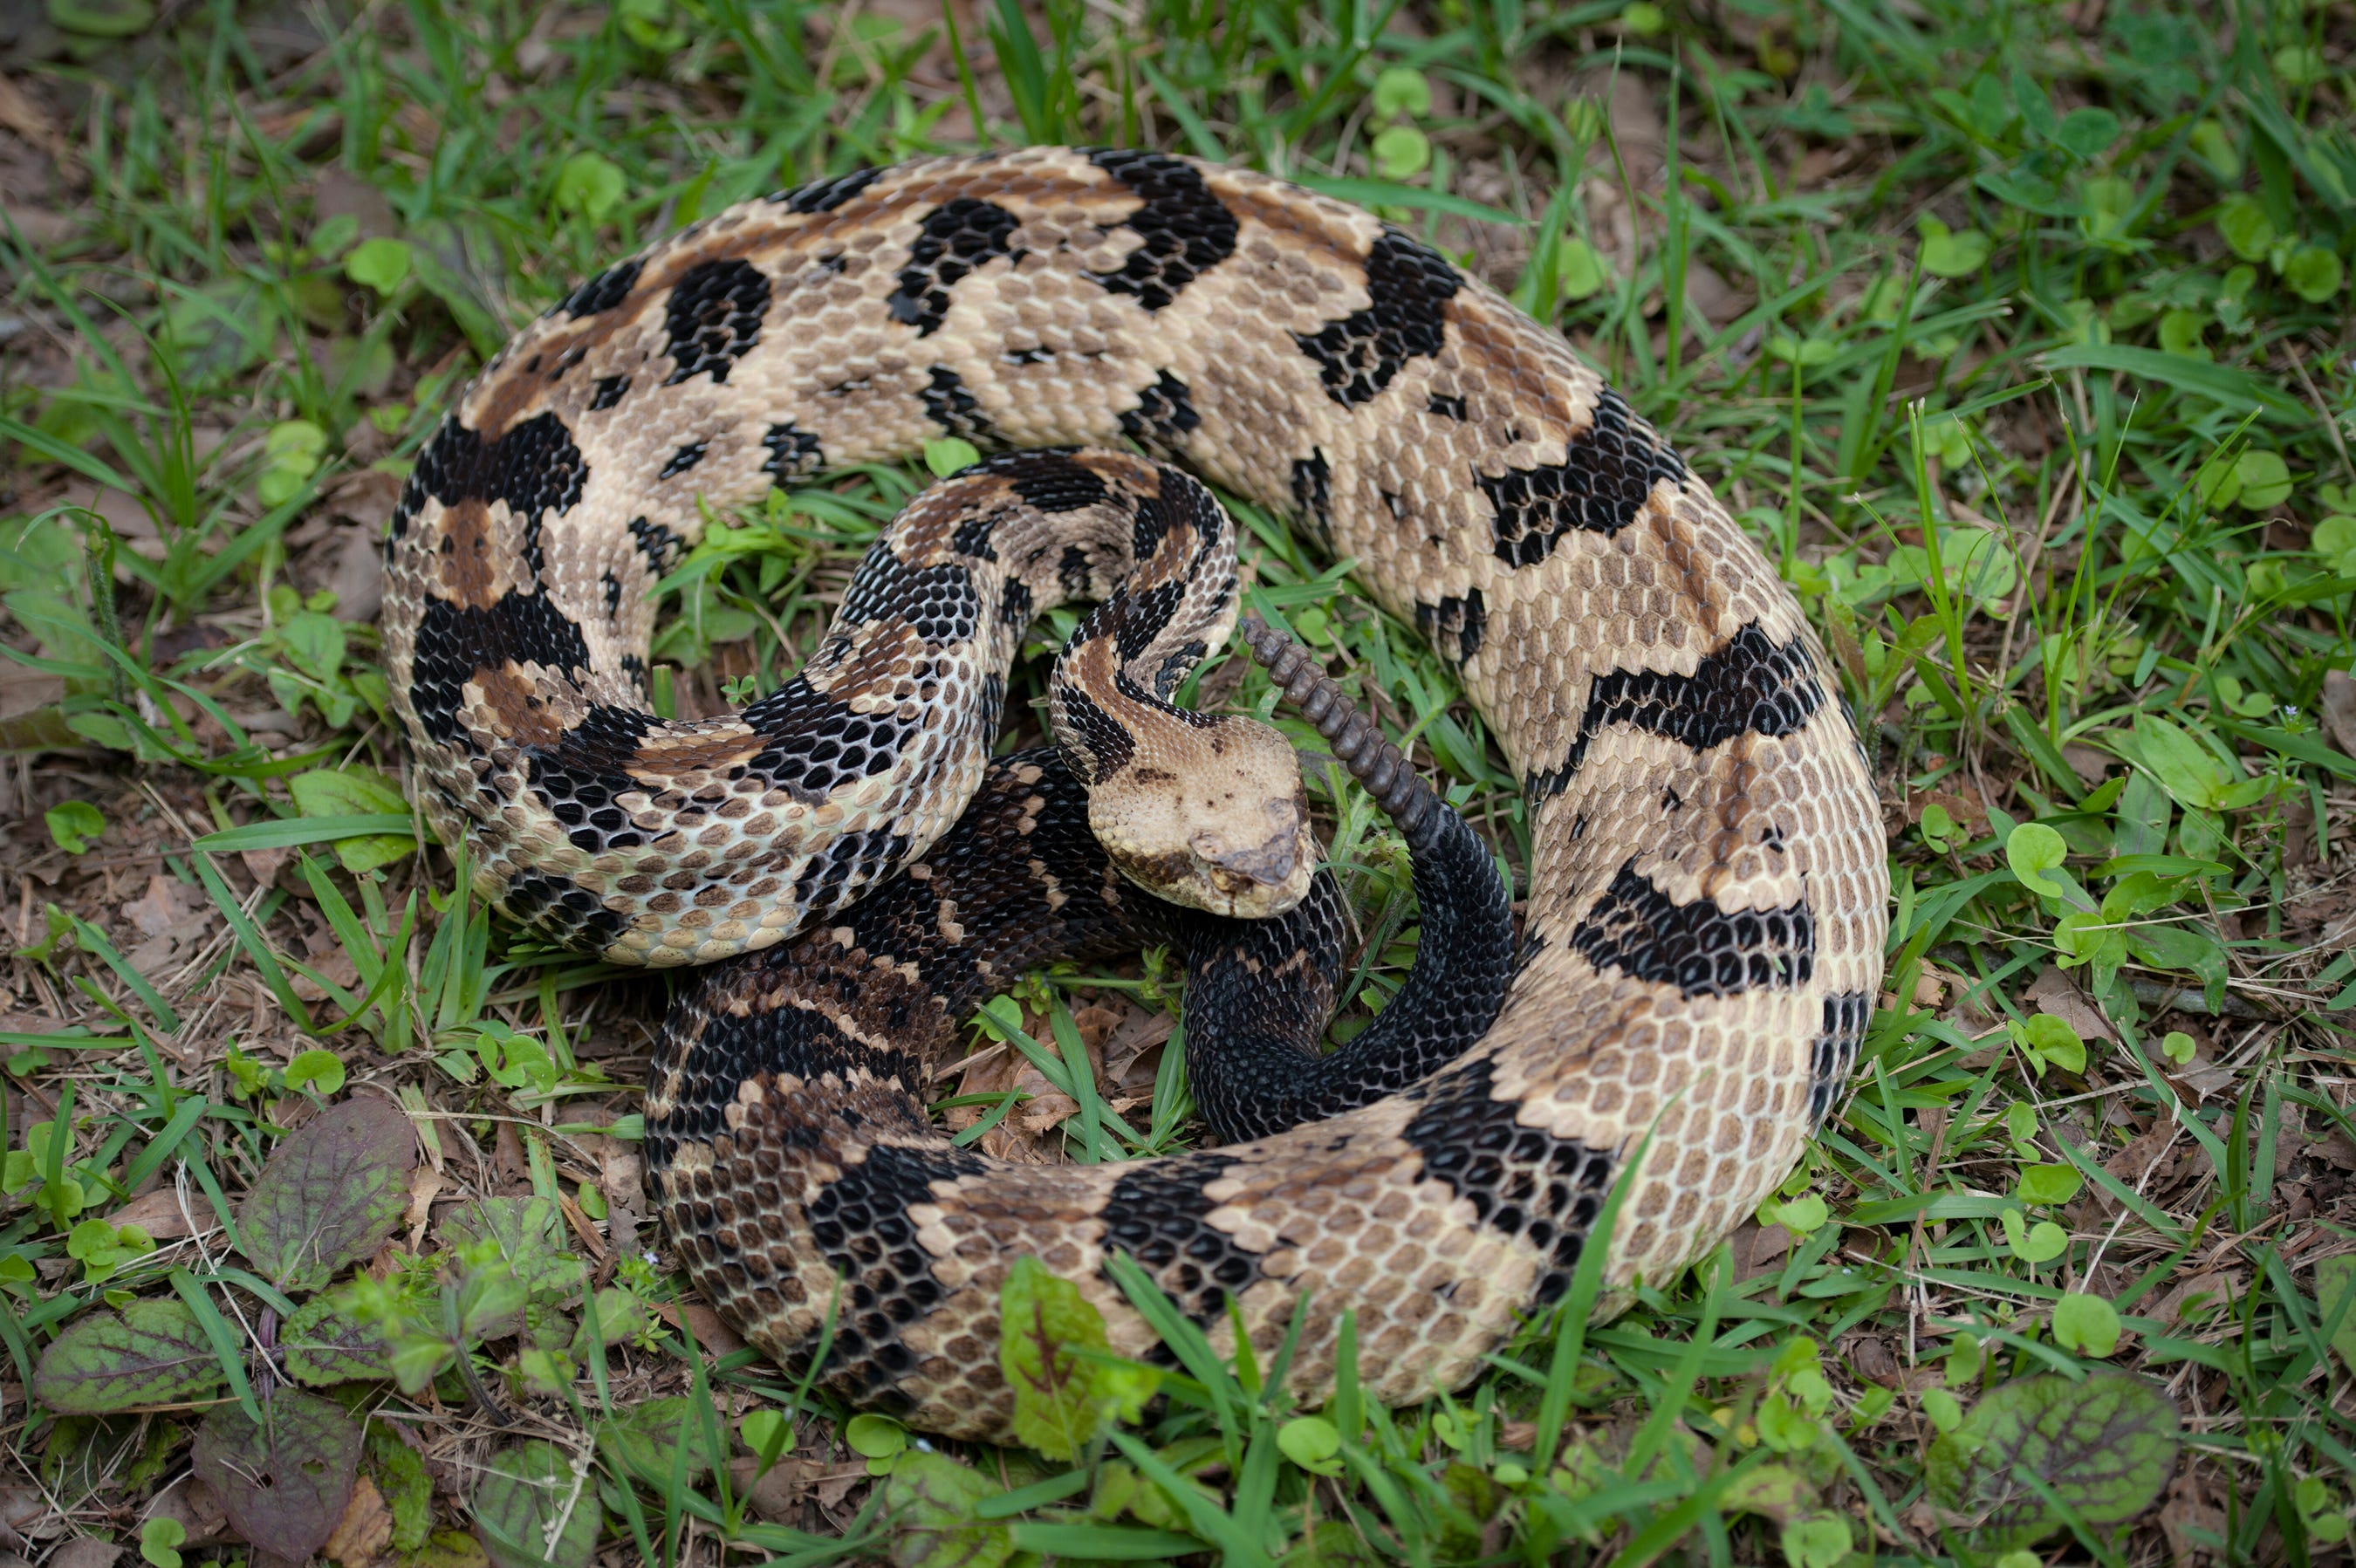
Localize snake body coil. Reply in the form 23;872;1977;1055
382;148;1888;1438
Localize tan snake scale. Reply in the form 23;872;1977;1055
381;147;1888;1438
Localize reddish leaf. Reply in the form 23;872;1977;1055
236;1097;415;1294
193;1388;363;1562
31;1298;227;1414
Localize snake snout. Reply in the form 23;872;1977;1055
1188;798;1315;916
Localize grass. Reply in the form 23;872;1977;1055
2;0;2353;1563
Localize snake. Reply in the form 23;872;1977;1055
380;147;1888;1440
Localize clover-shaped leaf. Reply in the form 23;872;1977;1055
2052;1293;2121;1357
2005;822;2069;897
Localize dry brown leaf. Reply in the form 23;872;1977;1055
2024;967;2117;1044
323;1476;393;1567
122;873;202;938
0;75;65;156
111;1186;206;1242
656;1300;746;1357
725;1455;820;1523
2323;669;2356;760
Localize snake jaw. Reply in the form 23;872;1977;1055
1186;798;1317;917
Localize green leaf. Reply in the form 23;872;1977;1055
2005;822;2069;896
2215;195;2275;261
473;1440;597;1568
2317;1256;2356;1371
1925;1371;2180;1546
45;800;104;855
2120;714;2237;811
192;1389;365;1564
847;1412;908;1461
2000;1208;2069;1263
440;1197;583;1308
346;237;414;297
2284;245;2346;304
284;1049;346;1096
1371;124;1430;180
236;1097;416;1294
1918;218;1992;277
1780;1514;1851;1568
2022;1015;2087;1076
2053;106;2120;161
2052;1293;2121;1357
140;1516;186;1568
553;152;627;224
2016;1163;2083;1206
2234;451;2293;510
287;769;415;873
1371;65;1431;118
1277;1415;1342;1476
47;0;154;37
999;1256;1113;1461
924;437;981;478
31;1298;228;1414
596;1396;723;1487
887;1449;1013;1568
281;1288;398;1386
1555;237;1607;299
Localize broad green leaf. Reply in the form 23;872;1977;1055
553;152;627;224
2054;106;2120;160
1781;1515;1851;1568
923;437;981;478
2022;1015;2086;1075
847;1412;909;1461
2215;195;2274;260
2122;715;2237;811
281;1289;398;1386
1371;65;1431;118
284;1049;346;1096
2016;1163;2083;1206
2233;451;2293;510
346;238;414;297
2052;1293;2121;1357
288;768;415;873
1372;124;1430;180
474;1441;598;1568
368;1428;435;1553
31;1298;228;1413
1925;1371;2179;1546
1277;1416;1342;1476
2317;1256;2356;1371
140;1517;185;1568
2000;1208;2068;1263
1554;236;1607;298
596;1396;723;1487
2284;245;2346;304
439;1197;583;1307
192;1390;364;1564
48;0;154;37
46;800;104;855
1918;218;1992;277
236;1097;415;1294
1000;1256;1113;1462
2005;823;2069;896
887;1449;1012;1568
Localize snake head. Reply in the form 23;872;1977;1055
1088;714;1316;920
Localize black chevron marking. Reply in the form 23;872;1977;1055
1527;622;1824;801
1569;859;1813;999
